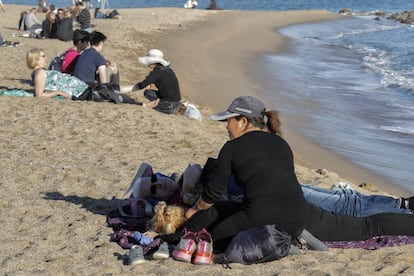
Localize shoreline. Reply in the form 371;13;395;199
156;10;408;196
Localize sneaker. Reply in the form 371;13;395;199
152;242;170;260
128;245;145;265
172;230;197;263
193;228;213;265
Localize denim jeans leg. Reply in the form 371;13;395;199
301;184;409;217
302;185;353;215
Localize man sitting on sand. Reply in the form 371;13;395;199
74;1;92;32
23;8;42;31
72;31;119;87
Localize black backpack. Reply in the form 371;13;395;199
74;83;143;105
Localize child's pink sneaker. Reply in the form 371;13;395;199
172;230;197;263
193;228;213;265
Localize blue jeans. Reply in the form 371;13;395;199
301;184;411;217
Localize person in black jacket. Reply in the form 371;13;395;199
42;11;58;38
122;49;182;114
56;9;74;41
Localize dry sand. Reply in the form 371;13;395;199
1;4;414;275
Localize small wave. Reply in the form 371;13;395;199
380;125;414;135
333;22;400;39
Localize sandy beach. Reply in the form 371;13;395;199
1;4;414;275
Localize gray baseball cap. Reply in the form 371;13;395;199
210;96;266;121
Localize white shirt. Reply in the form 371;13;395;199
184;0;198;9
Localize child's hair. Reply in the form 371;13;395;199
26;48;43;69
151;201;186;234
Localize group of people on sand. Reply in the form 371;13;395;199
19;2;92;40
19;1;119;41
26;24;182;113
107;95;414;266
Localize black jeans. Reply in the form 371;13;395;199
306;203;414;241
144;89;180;115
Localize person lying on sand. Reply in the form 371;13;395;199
27;48;87;99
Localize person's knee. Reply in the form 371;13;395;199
143;89;158;101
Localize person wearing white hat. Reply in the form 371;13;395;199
122;49;182;114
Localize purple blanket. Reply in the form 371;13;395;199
324;236;414;249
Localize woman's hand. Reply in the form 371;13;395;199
62;92;71;99
185;198;213;220
185;207;198;220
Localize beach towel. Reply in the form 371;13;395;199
0;89;34;97
325;235;414;249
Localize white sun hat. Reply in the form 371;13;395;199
138;49;170;66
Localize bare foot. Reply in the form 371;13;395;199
145;98;160;108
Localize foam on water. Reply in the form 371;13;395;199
263;17;414;192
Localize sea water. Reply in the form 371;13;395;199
13;0;414;192
263;17;414;193
10;0;414;13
